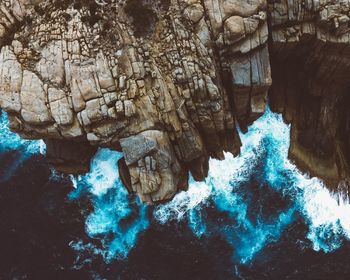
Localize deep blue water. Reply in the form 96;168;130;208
1;109;350;279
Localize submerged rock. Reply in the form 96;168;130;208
1;0;350;202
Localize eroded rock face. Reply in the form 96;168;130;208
268;0;350;192
1;0;350;202
0;0;270;203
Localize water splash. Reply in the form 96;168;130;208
1;101;344;264
0;111;44;154
155;107;350;262
0;111;44;181
69;107;350;264
69;149;149;262
0;110;149;261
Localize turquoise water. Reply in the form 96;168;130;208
0;112;44;154
154;107;350;262
0;111;44;182
69;149;149;261
1;108;350;266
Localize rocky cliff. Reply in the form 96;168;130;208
0;0;349;203
268;0;350;194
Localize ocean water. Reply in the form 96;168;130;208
0;111;45;182
1;108;350;279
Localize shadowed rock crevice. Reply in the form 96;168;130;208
45;139;98;174
267;0;350;194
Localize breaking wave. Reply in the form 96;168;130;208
155;107;350;262
69;149;150;262
1;107;350;265
0;111;44;182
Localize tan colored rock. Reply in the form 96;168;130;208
268;0;350;193
74;63;102;102
48;88;73;126
223;0;265;17
0;24;6;43
121;130;184;202
0;0;274;203
36;41;65;86
0;47;22;113
224;16;246;44
4;0;349;201
20;70;52;125
184;3;204;23
96;51;115;90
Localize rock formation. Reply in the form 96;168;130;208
0;0;349;202
268;0;350;193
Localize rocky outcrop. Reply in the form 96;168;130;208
1;0;350;202
0;0;270;203
268;0;350;193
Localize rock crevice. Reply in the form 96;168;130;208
268;0;350;192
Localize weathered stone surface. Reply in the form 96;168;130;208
121;130;185;202
120;133;158;165
36;41;65;87
224;16;245;44
20;70;52;125
5;0;350;202
48;87;73;126
184;3;204;23
0;46;22;113
268;0;350;192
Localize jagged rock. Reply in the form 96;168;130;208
118;157;133;193
120;133;158;166
5;0;350;202
268;0;350;191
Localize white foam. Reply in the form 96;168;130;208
85;149;122;196
154;179;212;223
0;111;44;155
155;107;350;259
69;148;150;261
